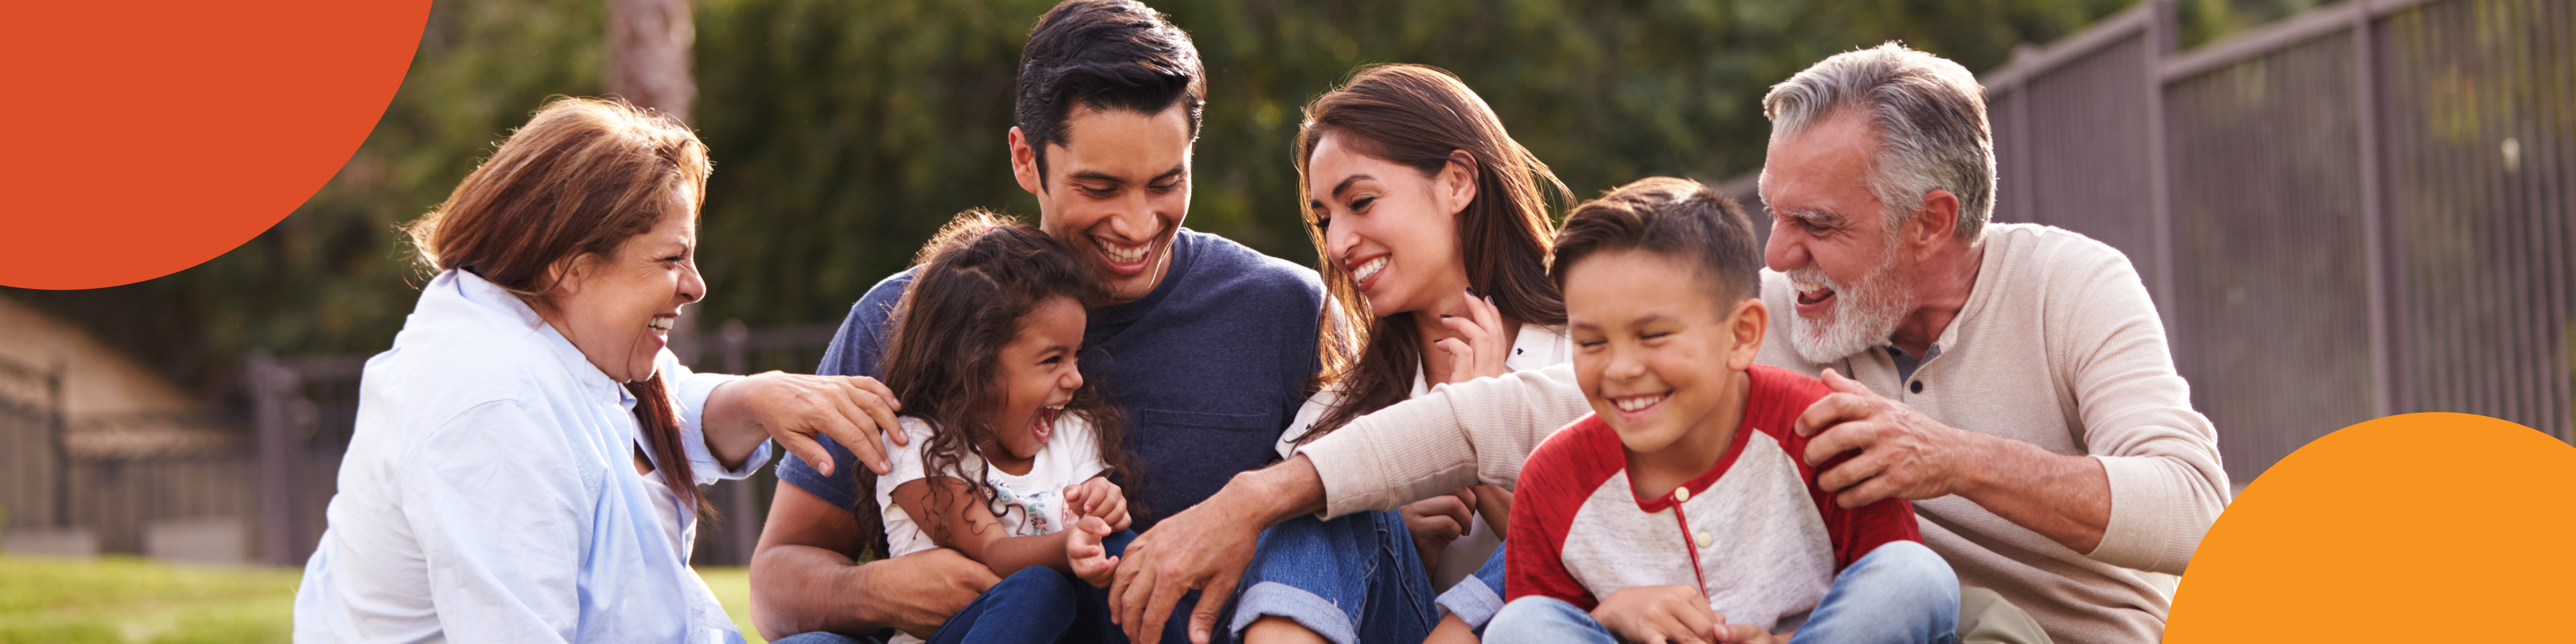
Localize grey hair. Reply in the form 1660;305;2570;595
1762;42;1995;243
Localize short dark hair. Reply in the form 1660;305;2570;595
1015;0;1206;181
1551;177;1762;306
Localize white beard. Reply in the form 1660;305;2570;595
1784;256;1912;365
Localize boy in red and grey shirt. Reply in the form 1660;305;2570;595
1491;178;1959;644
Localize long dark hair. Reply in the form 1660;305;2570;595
402;96;715;516
1292;64;1572;439
850;210;1135;558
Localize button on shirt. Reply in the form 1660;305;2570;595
293;269;766;644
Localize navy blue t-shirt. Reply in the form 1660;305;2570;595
777;229;1323;530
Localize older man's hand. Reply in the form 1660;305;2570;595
1793;368;1990;509
1108;499;1259;644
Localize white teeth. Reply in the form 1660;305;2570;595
1612;393;1666;412
647;317;674;332
1792;282;1827;293
1098;238;1150;264
1350;257;1388;285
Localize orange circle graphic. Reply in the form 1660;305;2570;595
2165;412;2576;641
0;1;430;289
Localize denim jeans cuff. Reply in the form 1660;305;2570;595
1433;577;1504;629
1230;581;1361;644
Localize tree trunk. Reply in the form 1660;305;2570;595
605;0;693;123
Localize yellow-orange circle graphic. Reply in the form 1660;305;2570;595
2166;412;2575;642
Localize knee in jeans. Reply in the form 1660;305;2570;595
996;566;1076;597
1851;541;1960;608
1488;596;1587;631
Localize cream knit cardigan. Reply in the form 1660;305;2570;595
1296;223;2230;644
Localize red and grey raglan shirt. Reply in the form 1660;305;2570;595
1504;365;1922;633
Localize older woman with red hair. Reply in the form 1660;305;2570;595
293;97;905;644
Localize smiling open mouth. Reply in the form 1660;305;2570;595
1794;280;1836;306
1611;392;1667;413
1349;256;1387;286
1095;236;1153;267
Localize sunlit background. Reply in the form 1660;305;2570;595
4;0;2568;641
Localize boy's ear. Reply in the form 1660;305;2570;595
1725;296;1767;372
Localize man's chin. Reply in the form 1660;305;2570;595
1788;311;1870;364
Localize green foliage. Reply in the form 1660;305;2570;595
683;0;2137;327
10;0;2152;393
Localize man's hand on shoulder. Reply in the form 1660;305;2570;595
1793;369;1984;508
1792;368;2112;552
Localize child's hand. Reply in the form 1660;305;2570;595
1063;476;1130;531
1590;585;1720;644
1065;515;1121;588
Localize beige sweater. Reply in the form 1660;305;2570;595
1297;224;2230;644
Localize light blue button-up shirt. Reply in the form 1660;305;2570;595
294;269;767;643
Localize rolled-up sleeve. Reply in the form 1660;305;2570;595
663;354;762;482
400;400;592;643
2062;255;2231;575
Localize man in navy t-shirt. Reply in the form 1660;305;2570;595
778;229;1319;529
745;2;1321;642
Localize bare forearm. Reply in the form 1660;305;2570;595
1957;434;2111;552
700;378;771;469
956;532;1073;578
748;543;894;639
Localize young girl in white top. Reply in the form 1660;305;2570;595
853;212;1137;644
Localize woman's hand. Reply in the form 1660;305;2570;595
1717;624;1785;644
1432;291;1511;384
705;371;904;476
1065;516;1122;588
1064;476;1131;531
1399;487;1478;569
1590;585;1721;644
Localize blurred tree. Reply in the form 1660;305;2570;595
608;0;699;121
22;0;2321;402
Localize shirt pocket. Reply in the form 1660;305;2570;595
1140;408;1277;433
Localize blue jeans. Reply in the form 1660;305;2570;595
1434;544;1509;635
923;566;1091;644
775;531;1189;644
1228;510;1440;644
1485;540;1960;644
769;633;882;644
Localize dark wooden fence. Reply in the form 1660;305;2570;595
1975;0;2573;485
0;353;66;533
3;352;259;560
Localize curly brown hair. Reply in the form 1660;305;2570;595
849;210;1137;558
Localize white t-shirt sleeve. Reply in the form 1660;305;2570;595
1055;413;1108;484
1278;388;1342;460
874;417;943;558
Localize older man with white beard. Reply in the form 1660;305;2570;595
1104;43;2227;644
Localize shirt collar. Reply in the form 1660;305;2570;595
435;269;633;409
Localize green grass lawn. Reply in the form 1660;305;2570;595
0;556;768;643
